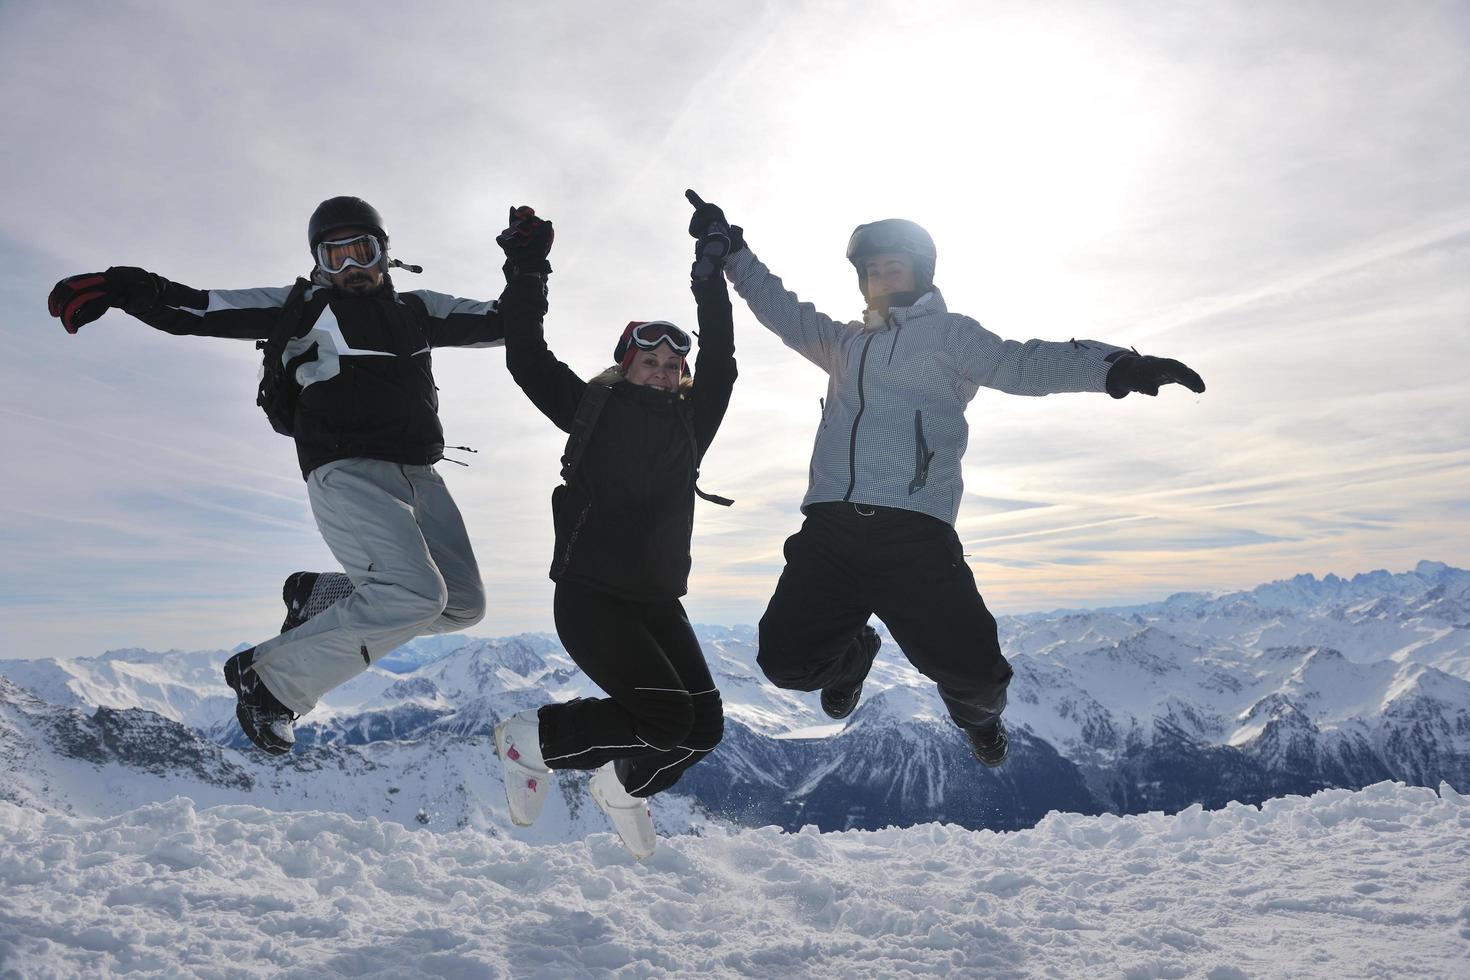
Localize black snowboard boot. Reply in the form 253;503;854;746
223;647;297;756
280;571;354;633
820;625;882;720
965;717;1009;768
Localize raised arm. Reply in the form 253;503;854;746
684;193;846;372
684;191;738;454
723;248;849;372
496;207;586;433
48;266;289;340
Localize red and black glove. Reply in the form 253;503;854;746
496;206;554;278
1105;352;1206;398
47;267;162;334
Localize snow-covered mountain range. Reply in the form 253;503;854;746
0;673;717;846
3;561;1467;835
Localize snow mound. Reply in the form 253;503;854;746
1;782;1466;977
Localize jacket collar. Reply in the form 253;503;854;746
862;287;947;329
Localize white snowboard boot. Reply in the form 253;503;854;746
589;762;657;860
494;710;553;827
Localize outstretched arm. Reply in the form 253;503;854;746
954;324;1129;396
48;267;289;340
955;323;1205;399
413;291;504;349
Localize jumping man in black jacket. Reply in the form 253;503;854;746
491;194;737;859
47;197;504;755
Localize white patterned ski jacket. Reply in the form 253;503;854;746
725;248;1129;526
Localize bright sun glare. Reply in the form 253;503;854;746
768;10;1164;328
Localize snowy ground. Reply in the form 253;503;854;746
2;783;1467;978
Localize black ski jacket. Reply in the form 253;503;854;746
500;273;737;602
130;276;503;477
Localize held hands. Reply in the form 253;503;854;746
47;266;161;334
1104;353;1206;398
685;190;744;281
496;206;554;278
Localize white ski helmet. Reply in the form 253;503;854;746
845;218;936;297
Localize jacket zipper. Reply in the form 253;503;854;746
908;410;935;495
842;332;878;501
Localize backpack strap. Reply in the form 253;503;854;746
254;278;318;436
255;278;316;369
278;278;315;341
678;405;734;507
559;384;734;507
559;383;613;483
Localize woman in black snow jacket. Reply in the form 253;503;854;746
492;197;737;859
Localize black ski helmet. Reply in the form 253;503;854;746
308;196;388;253
846;218;936;297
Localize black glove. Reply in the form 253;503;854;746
47;266;162;334
685;190;745;281
496;205;554;277
1104;352;1206;398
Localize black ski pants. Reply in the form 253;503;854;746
758;502;1013;729
538;580;724;798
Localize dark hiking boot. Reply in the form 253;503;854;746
223;648;297;756
280;572;319;633
965;717;1009;768
820;625;882;720
280;571;354;633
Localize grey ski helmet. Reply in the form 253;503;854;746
308;196;388;252
846;218;936;297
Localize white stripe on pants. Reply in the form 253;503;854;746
250;458;485;715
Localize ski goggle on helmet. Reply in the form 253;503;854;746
315;234;384;275
614;320;692;370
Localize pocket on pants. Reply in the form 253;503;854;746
905;526;970;586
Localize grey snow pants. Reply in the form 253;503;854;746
250;458;486;715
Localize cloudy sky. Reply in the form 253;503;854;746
2;0;1467;659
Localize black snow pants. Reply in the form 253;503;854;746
537;579;724;797
758;502;1013;729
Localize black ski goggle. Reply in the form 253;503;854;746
315;234;383;274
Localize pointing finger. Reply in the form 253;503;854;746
1166;361;1206;394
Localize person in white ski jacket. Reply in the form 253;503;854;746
693;199;1205;767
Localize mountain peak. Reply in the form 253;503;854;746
847;686;948;733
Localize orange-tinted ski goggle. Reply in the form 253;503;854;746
315;234;383;274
